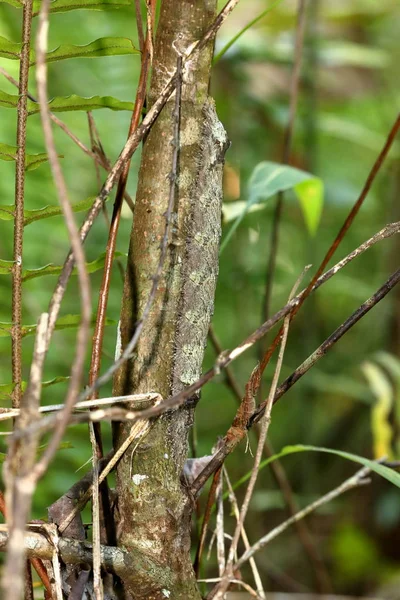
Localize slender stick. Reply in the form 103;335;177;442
233;466;372;571
11;0;34;409
223;467;265;599
2;314;48;600
89;422;103;600
194;467;222;576
208;327;331;593
252;268;400;423
208;273;304;600
33;0;91;481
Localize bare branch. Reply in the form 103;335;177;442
0;530;132;578
2;314;48;600
233;466;372;571
11;0;34;408
89;422;103;599
252;267;400;424
33;0;91;482
208;271;306;599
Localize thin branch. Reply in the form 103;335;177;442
194;467;223;576
0;530;131;578
263;0;307;322
0;491;53;598
208;272;305;600
2;314;48;600
234;466;372;571
33;0;91;482
209;327;331;593
89;422;103;600
223;467;265;599
0;393;161;421
134;0;144;53
11;0;34;408
252;267;400;424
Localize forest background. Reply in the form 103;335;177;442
0;0;399;596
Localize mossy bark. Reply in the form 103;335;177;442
113;1;221;598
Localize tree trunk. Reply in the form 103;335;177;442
113;1;228;598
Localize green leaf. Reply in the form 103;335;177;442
21;251;125;281
0;142;51;171
0;197;97;226
0;314;117;338
294;178;324;235
0;376;69;401
24;196;96;225
0;0;22;6
0;36;138;64
0;259;13;275
221;161;323;253
0;90;134;114
31;94;134;114
32;0;131;15
32;37;139;65
233;445;400;493
0;251;124;281
0;90;18;109
0;36;20;60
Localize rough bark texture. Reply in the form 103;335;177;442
113;1;228;598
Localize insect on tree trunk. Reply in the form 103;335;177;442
112;1;229;598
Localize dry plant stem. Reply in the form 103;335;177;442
216;476;225;576
234;466;372;571
88;422;103;600
0;530;132;579
0;492;52;598
16;221;400;440
42;0;240;371
0;66;135;211
223;468;265;599
209;275;303;600
194;467;222;576
11;0;33;408
34;0;91;482
253;267;400;423
2;314;48;600
209;328;329;594
134;0;144;52
0;392;161;421
263;0;307;322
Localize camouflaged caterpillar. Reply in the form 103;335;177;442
172;98;229;396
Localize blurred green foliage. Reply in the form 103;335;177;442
1;0;400;594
